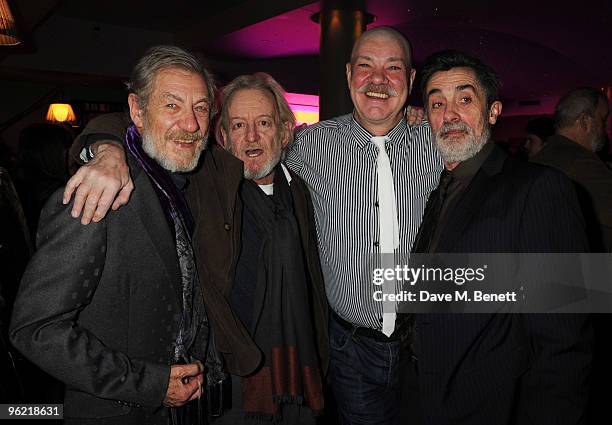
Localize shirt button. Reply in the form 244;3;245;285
373;241;380;247
224;223;231;231
374;201;379;207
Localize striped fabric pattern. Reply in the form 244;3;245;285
285;114;443;329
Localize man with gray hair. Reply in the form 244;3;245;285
10;45;212;424
532;87;612;251
211;72;327;423
404;49;591;425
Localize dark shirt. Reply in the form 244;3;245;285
170;172;189;192
429;142;494;252
231;201;263;332
165;171;194;237
231;191;274;333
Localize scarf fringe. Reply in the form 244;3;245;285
243;411;283;423
272;394;304;405
244;394;323;421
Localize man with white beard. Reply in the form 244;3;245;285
209;73;327;424
403;50;592;425
10;46;211;424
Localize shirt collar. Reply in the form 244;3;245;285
349;113;407;150
170;171;190;191
280;163;292;184
256;163;292;195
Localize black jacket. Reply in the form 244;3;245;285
10;155;183;421
413;145;592;425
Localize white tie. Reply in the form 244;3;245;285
372;136;399;337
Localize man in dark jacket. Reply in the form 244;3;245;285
402;50;592;425
10;46;210;424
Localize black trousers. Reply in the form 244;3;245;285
397;348;423;425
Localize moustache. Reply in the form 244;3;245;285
165;130;204;142
358;84;399;97
437;122;472;138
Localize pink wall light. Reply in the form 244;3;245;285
286;92;319;126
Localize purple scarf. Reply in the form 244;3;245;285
125;125;205;363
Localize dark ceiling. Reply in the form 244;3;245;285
2;0;612;108
56;0;246;32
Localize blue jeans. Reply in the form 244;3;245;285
328;313;402;425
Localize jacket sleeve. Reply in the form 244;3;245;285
518;168;592;425
9;189;170;408
68;112;132;167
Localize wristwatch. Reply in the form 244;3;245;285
79;145;95;163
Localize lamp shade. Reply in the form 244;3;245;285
0;0;20;46
46;103;77;123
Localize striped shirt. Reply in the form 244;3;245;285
285;114;442;329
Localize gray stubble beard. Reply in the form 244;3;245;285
434;121;491;163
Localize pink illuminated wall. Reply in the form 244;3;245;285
286;92;319;125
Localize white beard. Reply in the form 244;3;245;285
434;121;491;163
141;127;206;173
588;129;605;152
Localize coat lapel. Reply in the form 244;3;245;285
418;146;508;329
128;165;181;295
436;145;507;252
290;177;311;260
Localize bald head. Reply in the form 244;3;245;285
346;26;415;135
350;27;413;70
555;87;609;152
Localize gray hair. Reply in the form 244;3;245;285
215;72;296;145
554;87;607;130
126;45;216;115
350;26;413;70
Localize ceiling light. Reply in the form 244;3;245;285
0;0;21;46
46;103;77;124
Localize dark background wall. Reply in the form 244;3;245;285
1;0;611;152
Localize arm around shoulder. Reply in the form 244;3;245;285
64;112;135;224
69;112;132;166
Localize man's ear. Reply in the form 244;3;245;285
281;121;292;148
578;112;592;132
408;68;416;95
346;62;352;88
488;101;503;125
128;93;145;129
219;127;229;149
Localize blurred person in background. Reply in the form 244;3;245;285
14;123;73;240
532;88;612;425
523;116;554;158
0;167;30;403
532;87;612;251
